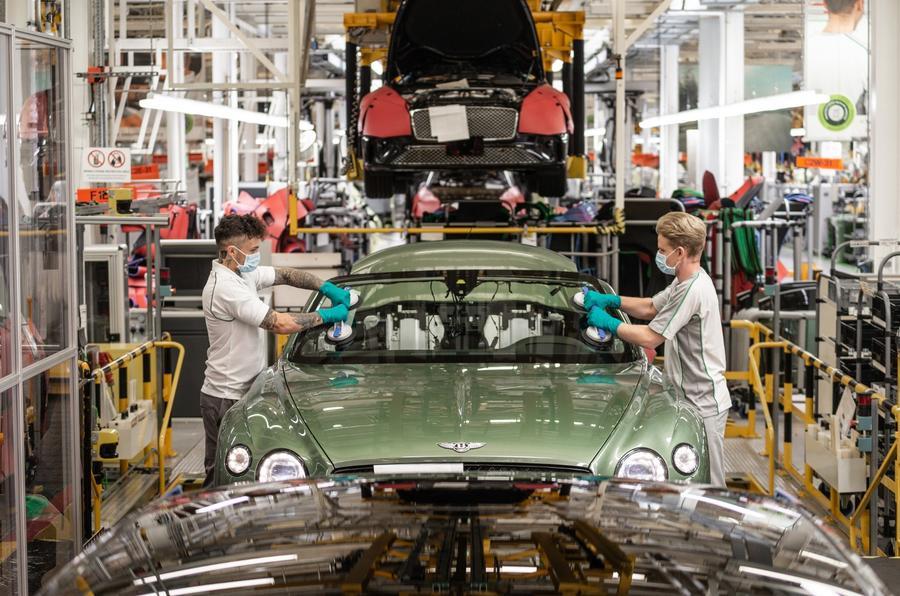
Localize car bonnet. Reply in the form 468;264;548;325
282;361;644;471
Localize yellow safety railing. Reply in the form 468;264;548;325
729;320;898;555
87;338;185;526
153;341;185;495
747;340;784;495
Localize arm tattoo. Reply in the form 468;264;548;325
259;307;278;330
290;312;323;332
259;308;323;332
274;268;324;291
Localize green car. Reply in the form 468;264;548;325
215;240;710;484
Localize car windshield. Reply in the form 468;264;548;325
389;0;542;82
288;270;640;366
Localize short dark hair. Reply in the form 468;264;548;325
214;214;267;254
825;0;857;13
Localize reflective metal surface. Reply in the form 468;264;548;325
40;477;887;595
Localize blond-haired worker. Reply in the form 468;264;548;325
584;212;731;486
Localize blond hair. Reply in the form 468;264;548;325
656;212;707;257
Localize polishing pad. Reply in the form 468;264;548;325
582;326;612;346
325;321;355;345
347;288;361;309
572;286;591;310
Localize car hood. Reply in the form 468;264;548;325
387;0;543;82
282;361;644;470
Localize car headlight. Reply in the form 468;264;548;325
257;450;307;482
225;444;252;476
672;443;699;476
615;449;668;482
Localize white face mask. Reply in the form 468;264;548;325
229;246;261;273
655;248;681;276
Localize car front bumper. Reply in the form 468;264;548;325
362;134;567;172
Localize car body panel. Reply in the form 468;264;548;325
40;477;890;596
359;0;568;195
280;362;642;470
386;0;544;82
350;239;577;274
519;84;574;135
357;86;412;138
214;241;710;486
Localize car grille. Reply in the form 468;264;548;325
332;463;593;475
392;145;541;167
410;106;519;142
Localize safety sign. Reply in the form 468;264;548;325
82;146;132;183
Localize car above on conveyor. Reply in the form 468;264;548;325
358;0;572;198
39;476;888;595
213;240;709;486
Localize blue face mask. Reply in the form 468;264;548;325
230;246;261;273
655;248;680;276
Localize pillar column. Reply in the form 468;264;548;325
659;44;679;198
273;52;288;183
698;10;744;196
240;52;259;183
211;9;227;219
165;1;186;187
870;0;900;269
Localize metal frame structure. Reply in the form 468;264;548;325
728;318;900;556
84;338;185;534
0;25;81;592
95;0;318;221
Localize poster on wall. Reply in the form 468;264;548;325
803;0;868;142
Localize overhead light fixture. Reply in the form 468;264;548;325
139;93;289;128
370;60;384;76
551;59;564;73
639;91;830;129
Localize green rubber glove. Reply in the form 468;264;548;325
583;290;621;311
587;306;622;335
318;304;349;324
320;281;352;307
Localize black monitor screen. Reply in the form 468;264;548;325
165;255;214;296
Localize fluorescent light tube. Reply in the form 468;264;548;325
139;93;289;128
640;91;830;129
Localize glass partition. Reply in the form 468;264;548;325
0;33;12;379
13;39;70;367
22;364;74;593
0;388;18;595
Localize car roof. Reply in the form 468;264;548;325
350;240;578;275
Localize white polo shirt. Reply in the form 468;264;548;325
201;260;276;400
648;269;731;418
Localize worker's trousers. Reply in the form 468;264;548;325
201;392;236;487
703;410;729;488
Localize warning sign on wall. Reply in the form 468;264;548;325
82;147;132;183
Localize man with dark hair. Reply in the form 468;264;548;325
200;214;348;485
824;0;864;33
